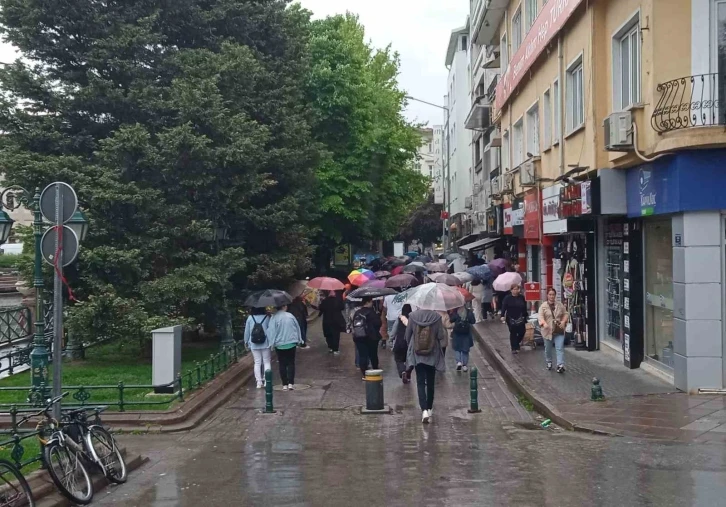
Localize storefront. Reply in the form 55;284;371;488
503;198;526;269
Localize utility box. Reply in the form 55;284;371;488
152;326;182;393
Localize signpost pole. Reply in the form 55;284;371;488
52;183;63;420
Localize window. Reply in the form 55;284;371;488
512;8;522;53
512;118;524;167
461;35;468;51
613;17;641;110
526;103;539;156
543;89;552;147
501;34;509;73
526;0;538;30
428;165;433;178
553;79;561;143
566;56;584;132
502;131;510;171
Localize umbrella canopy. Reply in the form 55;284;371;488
375;270;391;279
405;251;419;258
417;255;433;263
436;274;463;286
453;272;474;284
348;268;375;286
287;280;308;298
381;258;406;270
402;264;426;274
410;261;426;267
457;286;475;302
488;258;509;277
362;279;386;289
244;289;293;308
446;253;463;262
467;264;493;282
426;272;444;282
385;274;420;289
308;277;345;291
493;272;523;292
391;265;405;276
404;283;465;311
425;262;447;273
347;286;397;299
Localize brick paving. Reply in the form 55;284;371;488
475;320;726;443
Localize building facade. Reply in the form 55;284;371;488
465;0;726;392
414;128;436;181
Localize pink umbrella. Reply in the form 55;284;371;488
391;265;405;276
492;272;522;292
362;279;386;289
375;270;392;279
308;277;345;291
385;274;420;289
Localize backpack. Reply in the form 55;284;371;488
414;324;435;356
352;310;369;340
454;313;471;335
250;315;269;345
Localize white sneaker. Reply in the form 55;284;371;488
422;410;430;424
462;365;468;372
288;384;295;390
282;385;288;391
256;381;263;389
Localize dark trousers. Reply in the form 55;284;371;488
325;331;341;352
508;324;526;351
276;347;296;385
394;348;407;377
356;339;379;376
415;363;436;411
300;321;308;344
495;292;507;314
482;302;492;319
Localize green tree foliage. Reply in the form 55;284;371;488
398;192;443;245
0;0;319;344
306;14;427;252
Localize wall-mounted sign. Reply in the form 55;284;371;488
542;184;567;235
524;282;541;302
503;203;513;235
524;190;540;240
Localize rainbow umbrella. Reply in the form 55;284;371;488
348;268;375;286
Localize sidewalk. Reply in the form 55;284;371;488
474;320;726;443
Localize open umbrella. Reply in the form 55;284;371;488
426;272;444;282
410;261;425;267
287;280;308;298
308;277;345;291
417;256;433;263
405;251;419;258
348;268;375;286
446;253;463;262
244;289;293;308
457;286;475;302
362;279;386;289
453;272;474;284
488;258;509;277
435;274;463;286
493;272;523;292
404;283;465;311
425;262;447;273
391;265;405;276
385;274;420;289
347;286;397;299
375;270;391;279
467;264;492;282
402;264;426;274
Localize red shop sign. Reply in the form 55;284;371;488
440;211;450;220
524;190;540;240
495;0;585;113
524;282;541;302
503;202;513;235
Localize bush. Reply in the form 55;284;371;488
0;254;29;269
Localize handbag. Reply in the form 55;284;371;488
549;303;565;335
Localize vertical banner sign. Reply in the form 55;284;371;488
524;189;540;239
503;203;513;235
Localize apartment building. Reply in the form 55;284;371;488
414;128;436;184
467;0;726;392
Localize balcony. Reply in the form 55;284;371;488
465;95;492;131
472;0;508;46
652;73;726;133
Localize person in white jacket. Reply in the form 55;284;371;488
469;280;485;323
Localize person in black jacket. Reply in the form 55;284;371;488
351;297;382;378
319;291;346;355
287;295;309;349
390;304;413;383
500;284;528;354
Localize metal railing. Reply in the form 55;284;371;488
651;73;726;133
0;306;31;346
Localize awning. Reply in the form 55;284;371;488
456;234;479;247
465;99;492;131
459;237;500;252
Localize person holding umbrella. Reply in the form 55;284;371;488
268;304;304;390
500;284;528;354
390;304;413;383
319;290;346;355
450;304;475;371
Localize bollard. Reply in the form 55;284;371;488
364;369;384;411
264;369;275;413
591;377;605;401
468;367;481;413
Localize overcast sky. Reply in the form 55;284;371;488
0;1;470;126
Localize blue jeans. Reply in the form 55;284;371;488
545;334;565;366
455;350;469;366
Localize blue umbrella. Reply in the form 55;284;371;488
405;251;419;258
467;264;493;282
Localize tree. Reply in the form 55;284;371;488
0;0;319;345
306;14;427;260
398;192;443;246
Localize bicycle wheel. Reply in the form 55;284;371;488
43;441;93;505
87;426;127;484
0;460;34;507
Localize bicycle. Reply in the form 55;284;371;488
0;459;34;507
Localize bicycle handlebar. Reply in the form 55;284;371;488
15;392;70;427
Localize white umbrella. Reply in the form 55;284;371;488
453;272;474;284
403;282;465;311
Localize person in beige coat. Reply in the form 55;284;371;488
436;310;453;356
538;287;569;373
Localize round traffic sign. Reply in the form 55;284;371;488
41;225;79;267
40;182;78;224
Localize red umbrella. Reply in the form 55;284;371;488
391;265;405;276
457;286;475;302
308;277;345;291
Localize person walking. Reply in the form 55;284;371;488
288;295;309;349
244;307;272;389
390;304;413;383
469;280;484;323
500;284;528;354
268;305;303;390
538;287;569;373
381;290;405;350
351;297;382;379
482;281;494;320
436;310;453;356
450;305;475;371
319;290;346;355
405;309;447;423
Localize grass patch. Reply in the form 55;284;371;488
0;436;42;473
0;339;223;411
517;394;535;412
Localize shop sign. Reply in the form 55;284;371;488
503;203;513;235
542;185;567;235
487;206;503;235
524;190;540;240
524;282;541;302
512;203;524;226
334;244;351;266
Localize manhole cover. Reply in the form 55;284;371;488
272;384;312;391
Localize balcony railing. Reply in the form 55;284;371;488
651;73;726;133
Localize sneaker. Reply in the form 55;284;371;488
456;362;462;371
256;381;263;389
512;350;519;355
462;365;468;372
556;365;565;374
333;351;340;356
299;344;309;349
288;384;295;390
547;362;553;371
329;349;334;354
422;410;430;424
282;385;288;391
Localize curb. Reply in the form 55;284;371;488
472;324;622;437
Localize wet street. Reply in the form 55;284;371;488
95;324;726;507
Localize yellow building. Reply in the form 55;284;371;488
471;0;726;391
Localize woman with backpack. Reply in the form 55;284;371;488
500;284;528;354
390;304;413;383
244;307;272;389
450;305;475;371
351;297;382;379
319;291;346;355
268;305;304;390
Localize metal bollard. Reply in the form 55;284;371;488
364;369;384;411
591;377;604;401
468;367;481;413
264;369;275;413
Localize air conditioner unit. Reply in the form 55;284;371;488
464;196;473;210
490;175;501;197
520;160;536;186
604;111;633;151
502;172;514;193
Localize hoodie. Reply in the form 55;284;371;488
404;310;447;372
268;310;303;349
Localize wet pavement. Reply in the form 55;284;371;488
93;323;726;506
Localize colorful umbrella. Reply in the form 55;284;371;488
453;272;474;284
425;262;447;273
467;265;492;282
348;268;375;286
362;279;386;289
457;286;475;302
488;259;509;277
386;274;420;289
493;272;523;292
375;270;391;279
403;283;465;311
435;274;463;286
308;277;345;291
410;261;426;267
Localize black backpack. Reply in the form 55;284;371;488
250;315;269;344
454;311;471;334
352;310;369;341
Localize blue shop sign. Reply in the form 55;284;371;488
627;150;726;217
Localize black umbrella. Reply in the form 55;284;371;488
402;264;426;274
244;289;293;308
417;255;433;263
347;286;397;299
